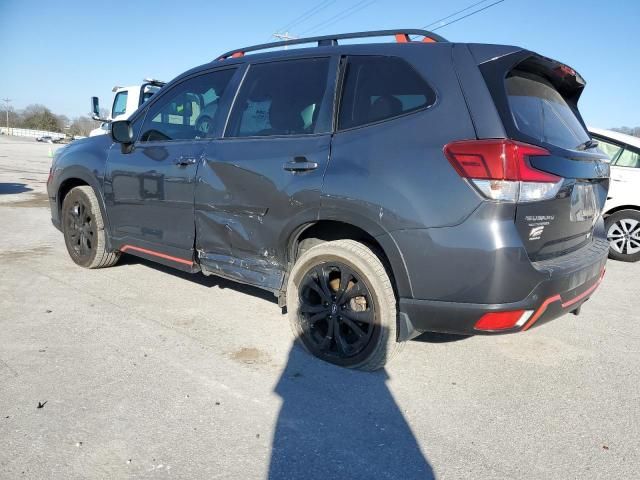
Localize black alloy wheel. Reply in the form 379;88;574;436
297;262;379;365
61;186;120;269
64;198;96;263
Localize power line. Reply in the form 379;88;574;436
271;0;336;40
272;32;299;49
432;0;505;31
277;0;336;33
272;33;298;41
301;0;377;36
421;0;492;29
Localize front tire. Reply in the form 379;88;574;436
286;239;403;371
61;186;120;268
605;209;640;262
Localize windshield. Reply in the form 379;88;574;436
506;71;590;150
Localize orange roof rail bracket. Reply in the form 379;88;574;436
396;33;438;44
215;29;448;61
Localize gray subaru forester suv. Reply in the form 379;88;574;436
47;30;609;370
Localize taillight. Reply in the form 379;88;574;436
444;139;563;202
47;167;53;185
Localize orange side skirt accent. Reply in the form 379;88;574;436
120;245;193;267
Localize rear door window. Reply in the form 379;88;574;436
338;56;436;130
506;71;590;150
225;57;331;137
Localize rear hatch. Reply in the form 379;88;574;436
477;51;610;260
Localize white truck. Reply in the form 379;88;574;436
90;79;165;136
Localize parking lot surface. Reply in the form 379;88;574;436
1;136;638;479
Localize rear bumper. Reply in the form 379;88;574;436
398;236;608;340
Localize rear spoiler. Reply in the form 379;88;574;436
454;43;588;141
470;45;585;102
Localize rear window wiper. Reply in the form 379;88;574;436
576;139;599;150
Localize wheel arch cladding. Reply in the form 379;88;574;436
288;220;413;298
57;173;113;247
58;177;89;213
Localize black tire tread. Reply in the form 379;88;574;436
287;239;404;371
64;186;120;269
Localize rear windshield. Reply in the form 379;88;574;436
506;71;589;150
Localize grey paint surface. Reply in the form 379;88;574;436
47;40;608;333
1;137;639;479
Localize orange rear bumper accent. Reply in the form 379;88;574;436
522;268;606;331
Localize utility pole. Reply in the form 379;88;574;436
2;98;10;135
272;32;298;49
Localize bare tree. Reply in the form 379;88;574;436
69;116;99;137
611;126;640;138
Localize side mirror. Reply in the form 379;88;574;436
111;120;133;144
91;96;108;122
91;96;100;116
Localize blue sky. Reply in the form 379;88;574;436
0;0;638;128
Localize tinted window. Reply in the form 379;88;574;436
139;69;236;142
506;72;590;150
338;56;436;130
615;148;640;168
226;58;330;137
112;91;128;118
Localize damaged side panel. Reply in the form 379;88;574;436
198;250;284;292
194;136;331;291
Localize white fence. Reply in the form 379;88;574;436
0;127;65;140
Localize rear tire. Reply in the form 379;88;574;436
61;186;120;268
605;209;640;262
286;239;403;371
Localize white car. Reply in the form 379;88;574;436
589;127;640;262
89;122;110;137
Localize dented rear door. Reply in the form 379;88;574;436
194;56;338;290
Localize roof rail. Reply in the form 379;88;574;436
216;29;448;61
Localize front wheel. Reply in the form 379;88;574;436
61;186;120;268
605;209;640;262
286;239;403;371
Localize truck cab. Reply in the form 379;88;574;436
89;79;164;136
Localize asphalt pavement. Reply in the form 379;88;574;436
0;135;638;479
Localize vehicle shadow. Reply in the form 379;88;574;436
0;182;33;195
120;254;277;303
269;343;435;479
127;254;440;478
413;331;472;343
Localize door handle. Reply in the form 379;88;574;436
284;156;318;172
175;156;197;166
